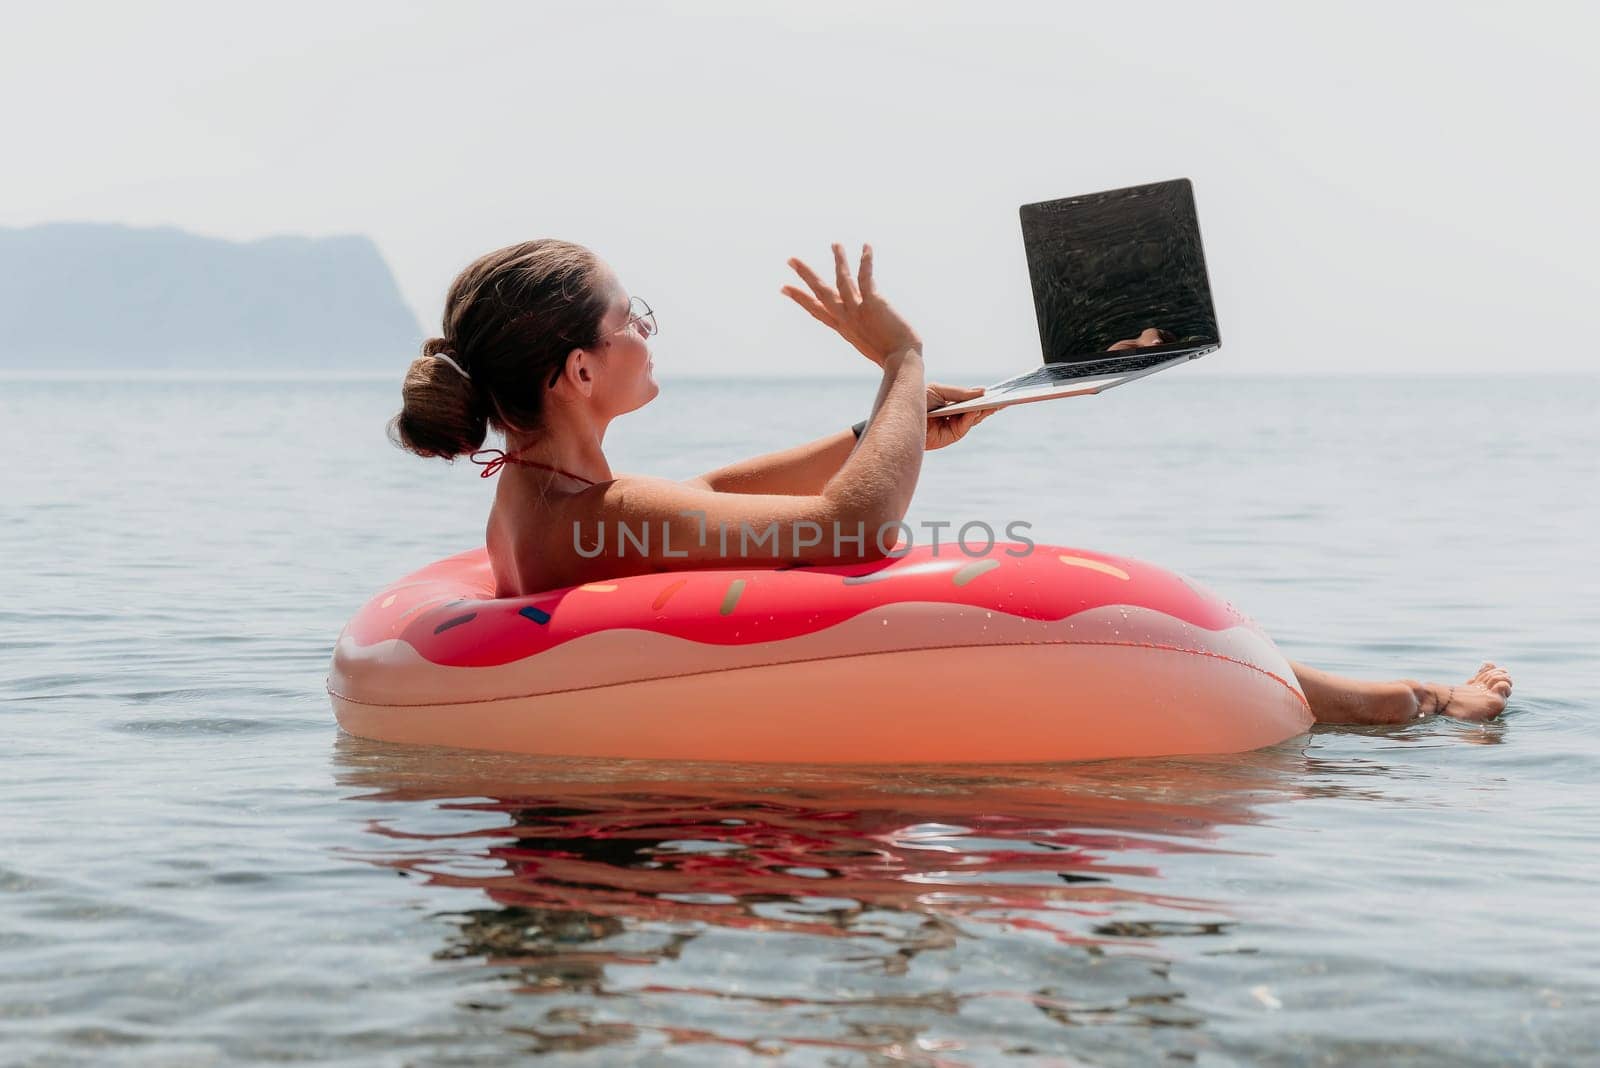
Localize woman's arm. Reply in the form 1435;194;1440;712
686;429;857;496
572;346;926;573
688;379;993;495
838;345;926;522
687;241;938;498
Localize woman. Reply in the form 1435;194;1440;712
391;239;1512;727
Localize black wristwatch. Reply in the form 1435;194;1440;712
851;419;868;440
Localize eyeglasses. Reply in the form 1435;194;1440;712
546;297;658;387
607;296;656;340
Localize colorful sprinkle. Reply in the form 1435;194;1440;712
379;593;397;608
652;578;688;611
519;605;552;625
719;579;746;616
433;612;477;634
395;599;443;623
578;583;618;592
952;559;1002;587
842;570;895;586
1058;555;1130;581
843;559;955;586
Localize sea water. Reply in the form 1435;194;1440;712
1;373;1596;1065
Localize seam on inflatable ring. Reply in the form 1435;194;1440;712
328;638;1310;713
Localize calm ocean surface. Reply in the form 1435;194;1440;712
1;373;1596;1066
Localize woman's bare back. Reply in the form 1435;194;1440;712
485;483;626;597
486;475;697;596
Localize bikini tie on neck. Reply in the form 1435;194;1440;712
469;447;598;485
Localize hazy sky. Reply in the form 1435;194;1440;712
4;1;1594;377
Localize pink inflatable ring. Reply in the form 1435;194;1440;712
328;543;1311;764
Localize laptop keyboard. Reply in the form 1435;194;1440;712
991;349;1193;393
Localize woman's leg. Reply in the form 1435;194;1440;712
1289;661;1513;725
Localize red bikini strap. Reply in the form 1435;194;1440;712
469;449;512;479
469;448;598;485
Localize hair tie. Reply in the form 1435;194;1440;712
434;351;472;382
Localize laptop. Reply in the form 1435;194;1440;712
932;178;1220;416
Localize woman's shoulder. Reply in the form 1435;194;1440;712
597;471;704;498
486;475;687;595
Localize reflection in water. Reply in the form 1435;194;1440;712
328;737;1406;1062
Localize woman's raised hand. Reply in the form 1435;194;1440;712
781;243;923;366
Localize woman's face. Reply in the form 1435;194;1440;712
582;267;658;415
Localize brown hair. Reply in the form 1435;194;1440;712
388;239;612;459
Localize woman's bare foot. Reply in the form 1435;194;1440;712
1290;661;1513;725
1403;662;1514;722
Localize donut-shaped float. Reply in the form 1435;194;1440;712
328;542;1310;764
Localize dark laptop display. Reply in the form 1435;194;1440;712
1021;179;1219;365
929;178;1221;416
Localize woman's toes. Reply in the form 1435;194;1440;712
1469;663;1506;686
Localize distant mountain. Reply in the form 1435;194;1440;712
0;223;422;369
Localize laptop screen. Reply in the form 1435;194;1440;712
1019;179;1220;365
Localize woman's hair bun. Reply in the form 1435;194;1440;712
387;337;488;460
